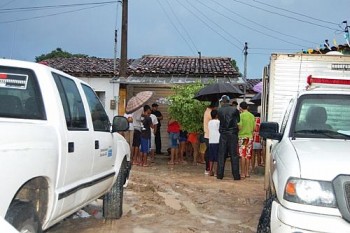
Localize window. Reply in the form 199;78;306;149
280;98;294;135
0;66;45;120
82;84;110;132
95;91;106;108
52;73;87;130
293;94;350;139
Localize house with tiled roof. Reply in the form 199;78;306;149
44;55;260;149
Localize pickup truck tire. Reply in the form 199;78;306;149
103;157;127;219
5;200;42;233
257;194;274;233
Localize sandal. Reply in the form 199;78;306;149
168;161;175;165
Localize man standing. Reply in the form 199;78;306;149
238;101;255;178
151;103;163;154
149;111;159;162
217;95;241;180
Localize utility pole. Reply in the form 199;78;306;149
243;42;248;101
119;0;128;79
113;29;118;76
198;51;201;74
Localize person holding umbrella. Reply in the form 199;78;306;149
125;91;154;165
217;95;241;180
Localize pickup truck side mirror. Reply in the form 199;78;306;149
112;116;129;133
260;122;282;141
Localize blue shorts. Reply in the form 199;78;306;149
179;136;187;142
140;138;150;153
168;132;179;148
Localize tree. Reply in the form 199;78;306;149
35;48;89;62
168;82;208;133
231;59;242;77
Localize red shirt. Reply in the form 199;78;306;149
168;120;180;133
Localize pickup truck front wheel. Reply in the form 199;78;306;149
5;200;42;233
257;194;274;233
103;157;127;219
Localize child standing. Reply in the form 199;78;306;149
208;109;220;176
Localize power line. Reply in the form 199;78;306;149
156;0;197;55
206;0;317;46
253;0;340;26
0;4;114;24
188;0;243;46
0;1;116;13
165;0;199;53
231;0;339;31
175;0;243;51
196;0;307;48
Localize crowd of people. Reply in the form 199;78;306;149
123;97;264;181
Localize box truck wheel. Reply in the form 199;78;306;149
103;157;127;219
257;194;274;233
5;200;42;233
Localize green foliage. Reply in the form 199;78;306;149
35;48;89;62
168;82;208;133
231;59;242;77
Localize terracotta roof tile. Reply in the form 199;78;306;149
43;55;239;77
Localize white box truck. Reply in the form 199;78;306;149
257;53;350;232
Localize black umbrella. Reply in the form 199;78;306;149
249;92;261;105
193;83;243;101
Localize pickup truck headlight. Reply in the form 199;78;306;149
284;177;337;208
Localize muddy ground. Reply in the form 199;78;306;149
47;154;266;233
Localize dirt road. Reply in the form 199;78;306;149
47;155;265;233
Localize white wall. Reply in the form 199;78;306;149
79;77;120;121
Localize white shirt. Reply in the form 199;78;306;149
131;107;143;131
124;113;134;130
208;119;220;144
150;114;158;133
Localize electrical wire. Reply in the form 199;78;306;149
195;0;307;48
187;0;244;47
156;0;197;55
175;0;243;51
165;0;200;53
231;0;339;31
252;0;340;26
205;0;317;45
0;1;116;13
0;3;114;24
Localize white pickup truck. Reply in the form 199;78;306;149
0;59;131;232
257;74;350;231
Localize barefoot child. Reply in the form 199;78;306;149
208;109;220;176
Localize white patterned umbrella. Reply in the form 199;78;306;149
125;91;154;114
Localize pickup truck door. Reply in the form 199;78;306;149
52;73;94;216
81;84;116;197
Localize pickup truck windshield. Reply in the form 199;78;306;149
293;94;350;139
0;66;45;120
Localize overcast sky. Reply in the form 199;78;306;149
0;0;349;77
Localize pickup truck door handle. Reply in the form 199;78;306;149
68;142;74;153
95;140;99;149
